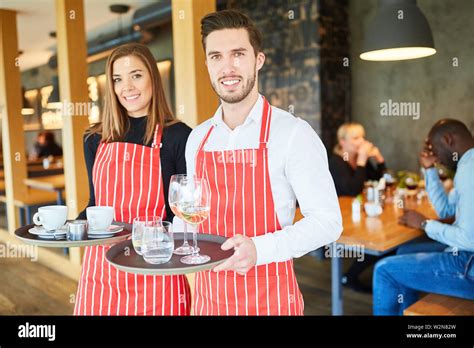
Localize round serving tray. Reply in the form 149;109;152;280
14;223;131;248
106;233;233;275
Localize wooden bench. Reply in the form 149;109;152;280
404;293;474;316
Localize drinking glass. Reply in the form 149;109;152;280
177;176;211;265
132;216;161;256
169;174;195;255
141;220;174;264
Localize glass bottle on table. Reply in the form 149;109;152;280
177;176;211;265
169;174;195;255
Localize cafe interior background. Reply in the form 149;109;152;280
0;0;473;315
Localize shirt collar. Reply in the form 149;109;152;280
211;94;264;128
458;147;474;168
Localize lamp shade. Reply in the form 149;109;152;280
360;0;436;61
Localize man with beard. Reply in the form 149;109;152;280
373;119;474;315
183;9;342;315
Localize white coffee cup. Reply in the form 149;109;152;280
364;202;383;217
33;205;68;231
87;206;114;230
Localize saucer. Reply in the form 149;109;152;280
29;226;67;239
88;224;124;235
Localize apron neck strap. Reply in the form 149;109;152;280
258;96;272;149
197;124;215;154
197;95;272;153
151;124;162;149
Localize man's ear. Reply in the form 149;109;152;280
442;133;454;147
256;52;265;71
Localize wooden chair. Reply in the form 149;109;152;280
404;293;474;316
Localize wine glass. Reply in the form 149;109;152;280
169;174;195;255
177;176;211;265
141;220;174;264
132;216;161;255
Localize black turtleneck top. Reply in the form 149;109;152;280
77;116;192;221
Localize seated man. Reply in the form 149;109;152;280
373;119;474;315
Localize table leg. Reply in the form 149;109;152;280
19;207;26;226
331;243;343;315
56;189;64;205
25;206;32;224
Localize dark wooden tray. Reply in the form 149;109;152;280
106;233;233;275
14;223;131;248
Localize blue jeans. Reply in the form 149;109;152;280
373;238;474;315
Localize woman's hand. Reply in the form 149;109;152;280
369;145;385;164
356;141;373;166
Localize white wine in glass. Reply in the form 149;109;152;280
169;174;195;255
178;177;211;265
179;204;210;225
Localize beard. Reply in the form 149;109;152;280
438;147;458;171
212;68;256;104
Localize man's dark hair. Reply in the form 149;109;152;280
428;119;472;142
200;9;263;56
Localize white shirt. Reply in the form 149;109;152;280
182;95;343;265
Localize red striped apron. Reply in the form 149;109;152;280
193;96;304;315
74;126;191;315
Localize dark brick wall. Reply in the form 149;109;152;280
218;0;351;151
319;0;351;153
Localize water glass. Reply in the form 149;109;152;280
132;216;161;256
141;220;174;264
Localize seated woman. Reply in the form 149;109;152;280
329;122;387;293
329;122;386;196
30;131;63;160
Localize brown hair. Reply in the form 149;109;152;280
88;43;176;144
201;9;263;56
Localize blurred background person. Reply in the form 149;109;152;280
329;122;387;293
373;119;474;315
329;122;386;196
29;131;63;160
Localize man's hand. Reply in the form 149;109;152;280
398;210;427;230
212;234;257;275
420;138;438;169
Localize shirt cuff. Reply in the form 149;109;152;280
251;234;278;266
424;219;441;241
424;167;439;181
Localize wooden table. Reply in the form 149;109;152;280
27;163;64;177
331;196;438;315
23;174;65;205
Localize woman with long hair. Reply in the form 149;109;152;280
74;43;192;315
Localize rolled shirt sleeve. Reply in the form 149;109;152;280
424;167;456;218
251;119;343;265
